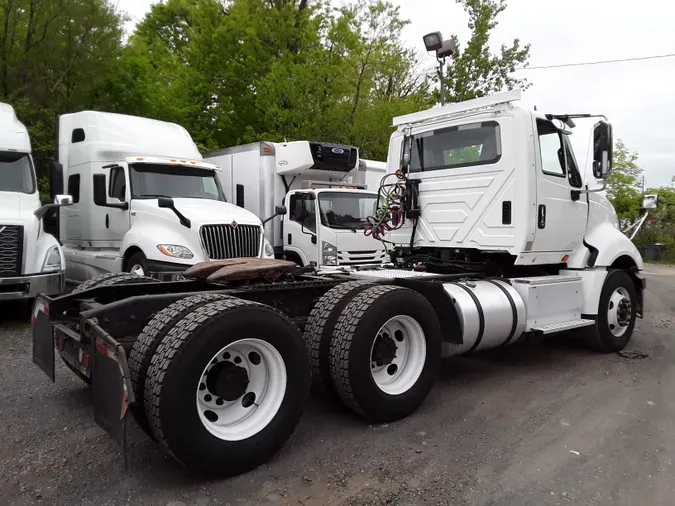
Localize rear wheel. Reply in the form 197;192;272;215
144;298;310;477
128;293;230;437
585;270;637;352
328;285;442;422
304;281;373;392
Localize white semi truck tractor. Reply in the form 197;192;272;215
32;90;643;478
205;141;388;269
52;111;275;284
0;103;72;302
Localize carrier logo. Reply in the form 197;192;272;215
0;226;5;234
230;220;238;228
331;148;344;154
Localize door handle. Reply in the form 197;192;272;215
287;233;292;245
105;214;109;229
537;205;546;229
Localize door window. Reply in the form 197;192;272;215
67;174;80;203
562;135;583;189
109;167;126;201
537;120;565;177
289;193;316;233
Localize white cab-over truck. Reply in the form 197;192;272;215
0;103;72;301
205;141;388;269
53;111;274;284
32;89;643;478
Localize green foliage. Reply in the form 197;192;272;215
0;0;126;178
440;0;531;103
606;139;644;224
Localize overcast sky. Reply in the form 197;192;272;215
117;0;675;188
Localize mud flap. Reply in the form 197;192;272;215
87;320;136;470
32;297;55;382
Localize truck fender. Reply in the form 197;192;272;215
583;222;644;270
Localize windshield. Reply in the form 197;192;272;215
130;163;225;201
318;192;378;230
0;152;36;194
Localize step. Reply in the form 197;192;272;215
531;319;595;334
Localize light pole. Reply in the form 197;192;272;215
423;31;458;106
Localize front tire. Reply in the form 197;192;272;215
585;269;638;352
328;285;442;423
144;298;310;477
126;252;149;277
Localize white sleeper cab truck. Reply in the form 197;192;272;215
0;103;71;301
53;111;273;283
32;90;643;479
205;141;388;269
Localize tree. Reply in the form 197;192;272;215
606;139;643;224
440;0;530;103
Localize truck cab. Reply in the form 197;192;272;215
0;103;71;301
56;111;272;283
284;186;386;268
205;141;388;270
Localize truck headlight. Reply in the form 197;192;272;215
322;241;338;266
157;244;194;259
41;245;62;273
263;238;274;258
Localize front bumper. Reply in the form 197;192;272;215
0;271;65;301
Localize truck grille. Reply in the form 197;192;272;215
0;225;23;276
200;224;261;260
337;249;388;266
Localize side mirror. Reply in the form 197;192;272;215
157;197;173;209
262;205;288;226
34;194;74;220
49;162;64;200
157;196;190;228
93;173;128;210
592;120;613;179
54;194;73;206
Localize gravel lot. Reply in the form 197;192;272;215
1;264;674;506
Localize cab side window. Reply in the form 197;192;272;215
289;193;316;233
109;167;126;202
537;119;565;177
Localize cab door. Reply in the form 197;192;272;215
531;118;587;253
282;191;318;266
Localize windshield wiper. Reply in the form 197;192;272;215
139;193;171;198
329;223;357;233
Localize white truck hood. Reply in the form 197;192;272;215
0;192;38;223
132;198;262;227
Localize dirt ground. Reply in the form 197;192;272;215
1;264;674;506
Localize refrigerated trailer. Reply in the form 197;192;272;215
32;89;644;478
204;142;388;269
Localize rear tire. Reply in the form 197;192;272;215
328;285;442;423
128;293;230;437
304;281;373;392
584;269;637;352
72;272;157;294
144;298;310;477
